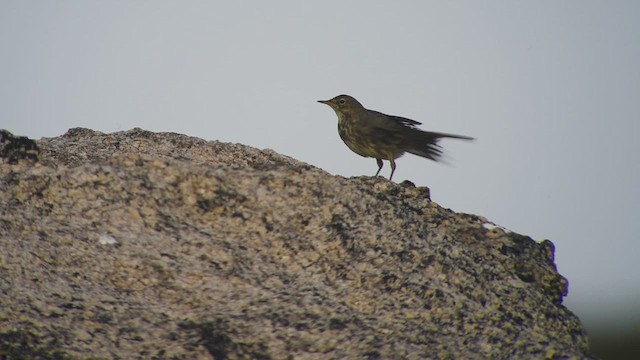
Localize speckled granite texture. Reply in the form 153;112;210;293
0;128;593;359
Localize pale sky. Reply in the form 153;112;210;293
2;1;639;334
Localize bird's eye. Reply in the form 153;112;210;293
338;98;346;105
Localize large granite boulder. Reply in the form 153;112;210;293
0;128;593;359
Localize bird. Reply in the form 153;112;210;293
318;94;474;181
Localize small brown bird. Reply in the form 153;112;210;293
318;94;474;180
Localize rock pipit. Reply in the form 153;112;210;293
318;94;474;180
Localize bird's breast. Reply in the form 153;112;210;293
337;114;405;160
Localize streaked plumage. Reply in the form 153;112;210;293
318;94;473;180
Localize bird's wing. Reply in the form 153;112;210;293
362;112;420;146
387;115;422;128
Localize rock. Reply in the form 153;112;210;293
0;128;594;359
0;130;40;164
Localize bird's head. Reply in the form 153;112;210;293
318;95;364;117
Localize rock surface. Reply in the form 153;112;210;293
0;128;593;359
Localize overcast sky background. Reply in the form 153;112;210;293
2;1;639;336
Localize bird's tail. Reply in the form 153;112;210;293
406;130;474;161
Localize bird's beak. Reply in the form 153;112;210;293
317;99;331;105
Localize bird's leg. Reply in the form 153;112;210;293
389;159;396;181
375;158;384;177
